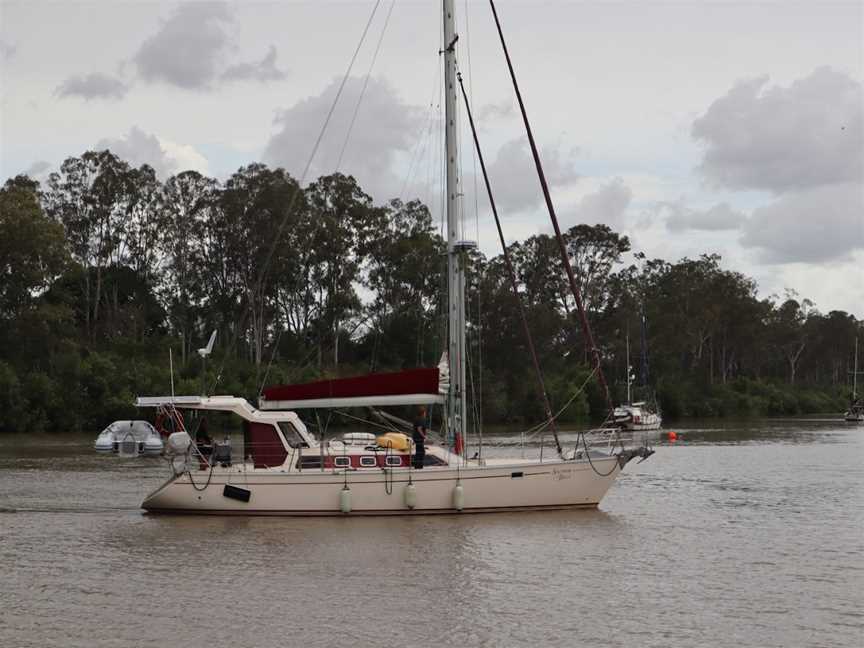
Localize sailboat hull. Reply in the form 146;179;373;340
142;458;622;515
620;418;662;432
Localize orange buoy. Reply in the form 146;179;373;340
667;431;678;441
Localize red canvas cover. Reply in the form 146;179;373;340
262;367;439;402
247;422;288;468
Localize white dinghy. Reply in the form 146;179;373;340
94;420;164;457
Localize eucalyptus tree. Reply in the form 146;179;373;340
563;224;631;318
217;163;302;367
44;150;133;338
504;235;563;314
304;173;386;369
364;198;444;369
769;296;814;385
122;164;164;286
0;178;70;321
160;171;220;362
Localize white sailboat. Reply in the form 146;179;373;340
613;318;662;432
845;338;863;423
136;1;652;515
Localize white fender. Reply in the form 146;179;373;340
339;486;352;514
404;483;417;509
452;483;464;511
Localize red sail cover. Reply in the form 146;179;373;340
262;367;440;402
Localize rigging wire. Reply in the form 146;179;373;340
456;68;562;456
483;365;597;450
486;0;615;416
335;0;397;172
255;0;384;397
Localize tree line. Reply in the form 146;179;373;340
0;150;860;433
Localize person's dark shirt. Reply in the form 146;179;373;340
412;417;426;445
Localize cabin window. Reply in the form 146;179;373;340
359;456;376;467
334;456;351;468
423;455;446;467
385;455;403;467
278;422;308;448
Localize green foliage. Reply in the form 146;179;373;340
0;178;71;319
0;152;860;433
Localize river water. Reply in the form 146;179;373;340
1;419;861;647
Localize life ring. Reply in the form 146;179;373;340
155;407;185;439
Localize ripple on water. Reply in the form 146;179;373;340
0;422;862;648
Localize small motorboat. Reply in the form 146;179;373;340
94;420;164;456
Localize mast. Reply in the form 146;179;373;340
854;338;859;401
443;0;469;450
625;331;631;405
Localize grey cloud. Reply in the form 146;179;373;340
477;100;514;121
97;127;178;178
222;45;287;83
55;73;129;101
564;177;632;230
23;161;51;180
262;76;422;202
665;201;746;232
740;183;863;264
133;2;232;90
692;67;863;193
0;40;15;61
486;138;580;213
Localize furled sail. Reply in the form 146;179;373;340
259;360;448;410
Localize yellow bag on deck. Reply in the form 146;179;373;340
376;432;410;451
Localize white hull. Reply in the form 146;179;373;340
620;418;662;431
613;404;662;431
142;457;622;515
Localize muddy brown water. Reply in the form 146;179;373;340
1;418;862;647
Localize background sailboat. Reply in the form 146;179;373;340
845;338;863;423
613;310;662;431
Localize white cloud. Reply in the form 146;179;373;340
55;73;129;101
665;201;747;232
740;183;864;264
97;127;209;179
262;76;422;201
484;137;581;213
157;137;210;176
562;177;632;230
692;67;863;193
222;45;287;83
133;2;232;90
477;100;514;122
23;160;51;181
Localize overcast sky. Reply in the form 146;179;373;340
1;0;862;316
